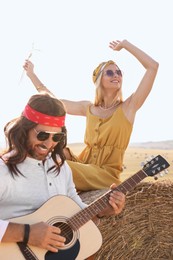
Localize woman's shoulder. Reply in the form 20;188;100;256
82;100;93;108
81;101;93;116
119;99;135;125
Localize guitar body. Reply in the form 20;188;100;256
0;196;102;260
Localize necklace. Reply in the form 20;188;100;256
99;101;120;111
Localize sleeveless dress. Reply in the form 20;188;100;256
67;104;133;191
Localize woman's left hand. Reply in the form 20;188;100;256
109;40;124;51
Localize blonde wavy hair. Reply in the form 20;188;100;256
92;60;123;106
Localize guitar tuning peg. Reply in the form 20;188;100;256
159;172;165;177
145;156;153;162
164;169;169;175
140;161;145;167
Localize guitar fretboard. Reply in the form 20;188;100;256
68;170;147;230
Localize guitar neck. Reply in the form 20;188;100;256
69;170;147;230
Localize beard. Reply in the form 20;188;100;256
27;147;44;160
26;141;52;161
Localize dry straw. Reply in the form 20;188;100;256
80;180;173;260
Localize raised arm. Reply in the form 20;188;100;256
23;60;91;116
23;60;55;97
109;40;159;113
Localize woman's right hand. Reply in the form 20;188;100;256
23;60;34;77
29;222;66;253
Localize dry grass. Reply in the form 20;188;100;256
80;181;173;260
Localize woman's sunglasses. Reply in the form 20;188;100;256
104;69;122;77
34;128;65;142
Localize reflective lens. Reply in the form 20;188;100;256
34;129;65;142
105;69;122;77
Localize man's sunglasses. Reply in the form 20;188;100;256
104;69;122;77
34;128;65;143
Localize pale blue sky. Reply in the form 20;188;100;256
0;0;172;146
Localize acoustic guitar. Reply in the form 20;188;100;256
0;155;170;260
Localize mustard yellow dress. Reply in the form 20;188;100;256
67;104;133;191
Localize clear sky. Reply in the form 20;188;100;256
0;0;172;146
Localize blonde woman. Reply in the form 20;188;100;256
23;39;159;191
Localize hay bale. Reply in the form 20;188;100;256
80;180;173;260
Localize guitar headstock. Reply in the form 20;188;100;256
142;155;170;177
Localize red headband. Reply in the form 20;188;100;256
23;104;65;127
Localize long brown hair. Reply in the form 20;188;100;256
1;94;67;176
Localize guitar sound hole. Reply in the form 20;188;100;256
53;222;73;245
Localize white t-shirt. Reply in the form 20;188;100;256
0;155;86;241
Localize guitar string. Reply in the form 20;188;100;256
47;157;165;239
53;172;146;240
59;174;145;237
